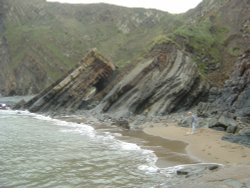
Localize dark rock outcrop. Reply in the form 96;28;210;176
202;50;250;122
94;42;209;120
20;42;209;128
0;0;177;96
223;127;250;148
0;0;11;96
196;50;250;147
22;49;115;113
217;51;250;123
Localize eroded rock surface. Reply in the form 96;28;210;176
218;51;250;123
20;42;209;127
94;42;209;120
197;50;250;147
23;49;115;113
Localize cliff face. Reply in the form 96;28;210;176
194;0;250;128
195;50;250;146
14;0;249;146
24;49;115;113
175;0;250;86
94;42;208;119
1;0;249;96
0;0;11;95
0;0;52;95
19;42;208;120
219;51;250;147
218;51;250;121
0;0;178;96
199;51;250;121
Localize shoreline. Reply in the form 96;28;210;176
58;115;198;167
59;115;250;166
114;129;198;167
23;111;250;186
143;122;250;166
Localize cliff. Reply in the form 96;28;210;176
0;0;178;96
173;0;250;86
1;0;249;97
19;41;208;125
12;0;250;145
94;42;208;120
23;49;115;113
218;51;250;122
197;50;250;147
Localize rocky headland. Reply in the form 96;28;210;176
17;41;250;148
2;0;250;187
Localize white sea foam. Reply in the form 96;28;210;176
119;141;141;150
1;110;160;175
138;165;159;174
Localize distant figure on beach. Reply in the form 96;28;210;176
188;111;198;134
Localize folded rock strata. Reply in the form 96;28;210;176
24;49;115;113
21;42;209;122
94;42;209;119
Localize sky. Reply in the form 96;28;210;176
46;0;203;14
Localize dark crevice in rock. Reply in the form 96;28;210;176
94;42;209;119
16;49;116;113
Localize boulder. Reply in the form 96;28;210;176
179;116;192;128
218;115;237;128
239;128;250;136
226;125;238;134
112;118;130;129
208;115;238;132
223;128;250;147
176;170;189;175
206;117;218;127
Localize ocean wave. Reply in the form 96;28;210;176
0;110;160;175
138;165;159;174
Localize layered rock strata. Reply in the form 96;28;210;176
220;51;250;147
21;42;208;125
94;42;209;119
196;50;250;147
218;51;250;122
24;49;115;113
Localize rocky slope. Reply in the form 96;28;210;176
0;0;179;96
173;0;250;85
13;0;250;145
19;41;209;126
197;50;250;147
94;42;208;120
22;49;115;113
0;0;11;95
1;0;249;97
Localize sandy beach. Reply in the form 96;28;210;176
143;123;250;165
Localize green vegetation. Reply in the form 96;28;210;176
1;0;240;95
228;47;241;57
147;34;181;51
168;18;228;73
4;0;177;73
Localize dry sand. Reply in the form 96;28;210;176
143;123;250;165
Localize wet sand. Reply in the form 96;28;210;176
143;123;250;165
59;115;250;166
60;115;250;186
59;115;198;167
115;129;198;167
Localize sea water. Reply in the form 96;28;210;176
0;97;194;188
